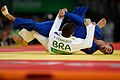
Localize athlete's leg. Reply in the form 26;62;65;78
1;5;15;21
1;5;53;37
13;18;53;37
72;6;88;18
72;6;106;29
93;18;107;40
18;29;48;49
97;18;106;29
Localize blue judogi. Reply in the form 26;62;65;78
13;6;103;54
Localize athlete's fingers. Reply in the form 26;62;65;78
63;8;68;12
61;8;68;12
92;22;96;25
84;19;91;26
59;9;65;17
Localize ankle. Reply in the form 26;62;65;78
6;14;15;22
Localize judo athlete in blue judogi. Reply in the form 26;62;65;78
1;5;114;54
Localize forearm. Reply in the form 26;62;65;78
49;15;64;36
81;42;98;54
65;12;84;24
83;23;95;48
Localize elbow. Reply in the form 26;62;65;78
85;41;93;48
88;43;93;48
87;44;92;48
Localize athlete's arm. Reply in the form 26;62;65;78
82;23;95;48
72;23;95;50
49;14;64;36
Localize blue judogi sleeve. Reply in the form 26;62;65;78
65;6;88;24
82;25;102;54
14;18;53;37
81;42;99;54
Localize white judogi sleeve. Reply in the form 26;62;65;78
49;15;64;36
48;15;64;53
71;23;95;51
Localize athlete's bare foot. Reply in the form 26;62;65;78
1;5;15;22
12;35;28;46
1;5;9;15
97;18;107;29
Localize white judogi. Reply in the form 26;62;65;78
19;15;95;54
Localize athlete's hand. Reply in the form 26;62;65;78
92;22;96;25
58;9;65;18
62;8;68;12
84;18;91;26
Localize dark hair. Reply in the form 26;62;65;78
104;43;114;54
61;23;75;38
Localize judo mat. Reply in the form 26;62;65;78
0;44;120;80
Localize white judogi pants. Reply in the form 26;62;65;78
19;28;48;49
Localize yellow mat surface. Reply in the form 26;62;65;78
0;50;120;61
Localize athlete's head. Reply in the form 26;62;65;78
99;41;114;54
61;23;75;38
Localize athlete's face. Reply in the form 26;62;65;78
99;42;113;54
